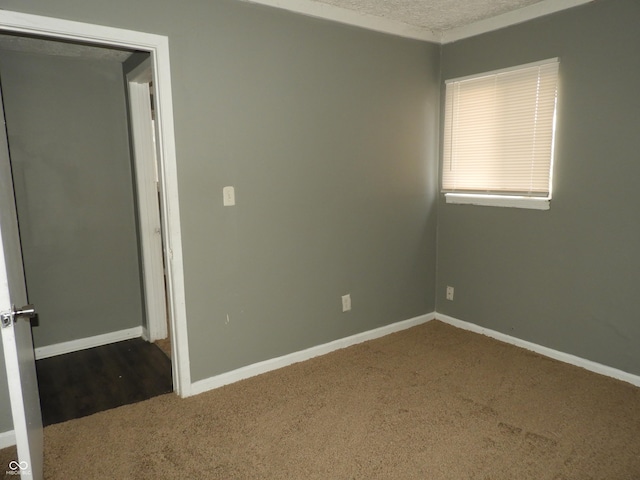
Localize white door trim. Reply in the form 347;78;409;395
0;10;192;397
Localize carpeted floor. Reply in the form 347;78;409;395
1;320;639;479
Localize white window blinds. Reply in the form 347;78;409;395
442;59;559;198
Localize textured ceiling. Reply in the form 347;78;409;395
0;0;578;59
311;0;546;31
0;34;133;62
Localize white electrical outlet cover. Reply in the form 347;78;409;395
446;286;454;301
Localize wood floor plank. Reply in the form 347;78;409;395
35;338;173;426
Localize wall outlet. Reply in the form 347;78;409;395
341;294;351;312
446;286;454;301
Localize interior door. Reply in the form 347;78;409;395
0;77;43;480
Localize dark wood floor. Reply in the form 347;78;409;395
35;338;173;426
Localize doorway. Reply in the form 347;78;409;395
0;10;190;397
0;11;190;465
0;35;172;423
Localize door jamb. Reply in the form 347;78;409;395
0;10;192;397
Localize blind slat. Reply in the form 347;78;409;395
443;60;559;197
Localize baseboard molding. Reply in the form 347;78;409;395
34;326;143;360
3;310;633;450
0;430;15;449
190;312;436;396
435;313;640;388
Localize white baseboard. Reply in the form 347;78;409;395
2;310;632;450
436;313;640;388
0;429;15;449
34;327;143;360
190;312;436;396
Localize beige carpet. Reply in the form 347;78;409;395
154;337;172;359
2;321;639;479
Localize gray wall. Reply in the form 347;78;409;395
171;6;440;381
0;51;144;348
1;0;637;442
0;0;440;432
437;0;640;375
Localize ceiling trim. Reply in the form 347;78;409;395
244;0;594;44
242;0;440;43
441;0;595;44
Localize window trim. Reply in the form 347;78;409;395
444;193;550;210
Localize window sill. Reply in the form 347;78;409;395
445;193;550;210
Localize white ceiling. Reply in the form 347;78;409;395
246;0;593;42
313;0;544;31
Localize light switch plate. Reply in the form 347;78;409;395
223;186;235;206
342;294;351;312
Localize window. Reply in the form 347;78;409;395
442;59;559;210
